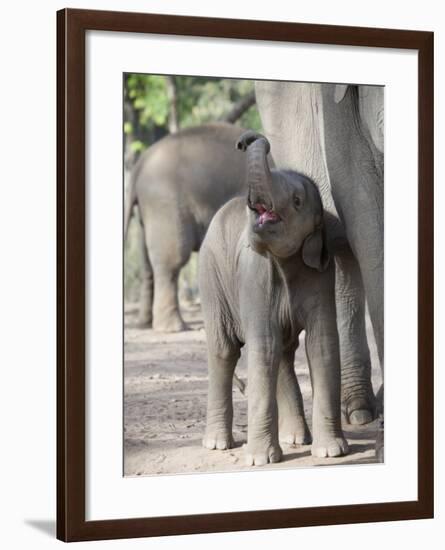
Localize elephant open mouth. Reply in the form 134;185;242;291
253;203;281;226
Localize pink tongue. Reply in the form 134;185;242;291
255;204;279;225
259;211;279;224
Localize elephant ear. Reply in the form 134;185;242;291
334;84;349;103
302;226;330;272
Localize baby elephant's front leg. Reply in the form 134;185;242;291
203;349;238;450
277;350;312;445
245;342;283;466
305;315;349;458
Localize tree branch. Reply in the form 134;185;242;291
222;91;256;123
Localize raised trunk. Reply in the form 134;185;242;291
236;131;274;209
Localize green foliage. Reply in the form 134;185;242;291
130;140;146;153
124;74;262;147
126;74;170;128
241;105;262;133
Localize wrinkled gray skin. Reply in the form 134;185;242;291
124;124;249;332
200;131;348;465
255;82;384;425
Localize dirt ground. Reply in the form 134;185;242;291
124;302;382;477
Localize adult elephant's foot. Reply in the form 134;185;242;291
244;440;282;466
342;384;376;426
203;428;234;451
279;416;312;445
343;397;375;426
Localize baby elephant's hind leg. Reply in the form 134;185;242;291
277;350;312;445
203;346;240;451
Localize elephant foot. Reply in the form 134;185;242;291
343;396;375;426
342;383;376;425
312;416;349;458
279;417;312;446
349;408;373;425
203;429;234;451
153;316;189;333
244;441;282;466
311;435;349;458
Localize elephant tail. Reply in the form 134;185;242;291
123;162;141;242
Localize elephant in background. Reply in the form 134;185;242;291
200;131;348;464
124;123;249;332
255;81;384;425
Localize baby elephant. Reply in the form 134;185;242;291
199;131;349;465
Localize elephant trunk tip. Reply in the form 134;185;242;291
236;131;270;154
236;138;246;151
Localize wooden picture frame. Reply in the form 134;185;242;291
57;8;434;542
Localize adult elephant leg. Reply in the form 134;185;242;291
277;349;312;445
136;220;154;327
356;243;384;416
320;83;384;412
335;245;376;425
345;208;384;416
351;217;384;462
203;346;240;451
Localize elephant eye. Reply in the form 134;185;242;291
293;195;302;208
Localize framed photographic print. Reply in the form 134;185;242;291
57;8;434;542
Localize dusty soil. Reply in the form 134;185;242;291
124;303;382;477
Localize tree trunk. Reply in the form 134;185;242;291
165;76;179;133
